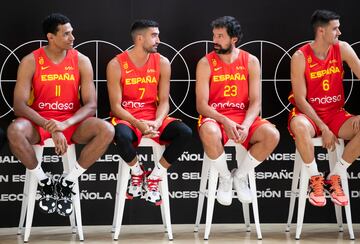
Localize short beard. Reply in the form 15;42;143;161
214;45;232;54
144;46;158;53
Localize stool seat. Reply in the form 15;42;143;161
111;138;173;241
285;137;354;240
17;139;83;242
194;140;262;240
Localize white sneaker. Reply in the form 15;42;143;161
216;175;233;206
232;169;252;203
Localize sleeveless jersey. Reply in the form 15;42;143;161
28;47;80;117
117;51;160;120
289;43;344;115
206;50;249;117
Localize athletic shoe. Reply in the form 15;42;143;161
55;177;75;216
38;177;57;214
126;172;145;200
232;169;252;203
144;176;162;206
216;174;233;206
308;175;326;207
325;175;348;206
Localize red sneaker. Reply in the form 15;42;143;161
325;175;348;206
308;175;326;207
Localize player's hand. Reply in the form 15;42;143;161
222;117;242;142
139;119;161;131
321;127;339;151
51;131;68;155
236;124;250;143
135;120;159;138
44;119;68;133
351;115;360;132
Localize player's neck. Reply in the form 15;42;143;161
127;48;151;68
43;45;67;64
217;48;239;64
310;41;331;60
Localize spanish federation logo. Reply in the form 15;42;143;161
307;56;312;64
39;57;44;65
212;58;217;67
123;62;128;70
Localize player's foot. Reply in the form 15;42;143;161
308;175;326;207
325;174;348;206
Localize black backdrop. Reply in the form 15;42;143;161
0;0;359;227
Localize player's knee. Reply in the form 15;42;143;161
290;119;311;138
199;124;221;142
100;121;115;142
178;123;192;140
7;121;26;141
266;127;280;149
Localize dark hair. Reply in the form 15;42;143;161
211;16;243;43
42;13;71;37
311;10;340;32
130;19;159;40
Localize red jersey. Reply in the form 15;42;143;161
28;47;80;118
206;50;249;117
289;43;344;115
117;51;160;120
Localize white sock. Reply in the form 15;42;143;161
329;158;351;178
149;161;167;179
29;163;48;182
205;152;231;179
236;151;262;178
130;161;143;175
304;159;319;177
65;162;86;183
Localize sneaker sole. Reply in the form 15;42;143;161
330;198;348;206
309;198;326;207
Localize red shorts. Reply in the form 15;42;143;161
287;107;353;138
197;114;270;149
20;113;85;145
110;116;178;146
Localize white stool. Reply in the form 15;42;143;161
194;140;262;240
17;139;84;242
285;137;354;240
112;138;173;241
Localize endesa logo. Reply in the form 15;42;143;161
210;101;246;110
309;94;342;105
122;101;145;108
38;101;74;110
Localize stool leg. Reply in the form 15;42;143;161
295;163;309;240
286;151;302;232
18;169;30;235
160;175;173;240
341;175;355;240
62;152;77;234
242;203;250;232
204;165;218;240
71;180;83;241
113;162;130;241
249;170;262;240
194;155;210;232
328;148;344;232
112;162;123;232
24;173;38;242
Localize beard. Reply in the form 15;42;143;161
144;45;158;53
214;43;232;54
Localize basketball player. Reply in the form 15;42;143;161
196;16;280;205
288;9;360;207
107;19;192;206
7;13;114;216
